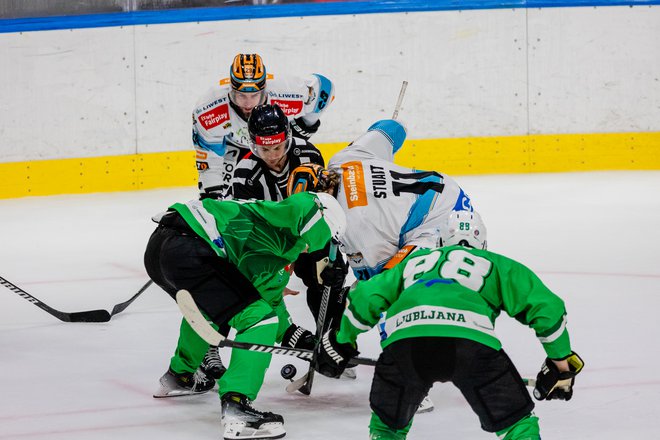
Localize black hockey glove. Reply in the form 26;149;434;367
281;324;316;350
315;330;359;379
320;252;349;293
199;190;223;200
533;351;585;401
290;116;320;140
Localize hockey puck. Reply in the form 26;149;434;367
280;364;297;380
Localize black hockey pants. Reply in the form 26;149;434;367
143;211;260;329
370;337;534;433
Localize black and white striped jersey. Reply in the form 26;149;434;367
232;137;325;201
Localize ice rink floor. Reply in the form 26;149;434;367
1;171;659;439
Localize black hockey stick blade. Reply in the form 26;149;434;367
0;275;151;323
1;275;111;322
63;309;112;323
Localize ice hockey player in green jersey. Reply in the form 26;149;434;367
144;191;346;440
314;210;584;440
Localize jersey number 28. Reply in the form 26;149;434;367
403;249;492;291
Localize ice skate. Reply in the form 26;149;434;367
416;394;434;413
341;366;357;380
221;392;285;439
153;367;215;398
200;345;227;379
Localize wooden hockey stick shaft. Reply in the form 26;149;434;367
392;80;408;120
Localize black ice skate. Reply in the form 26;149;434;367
221;392;285;439
200;345;227;379
153;367;215;398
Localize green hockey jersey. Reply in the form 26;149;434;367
337;245;572;359
169;192;332;309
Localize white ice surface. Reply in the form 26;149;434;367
1;171;659;439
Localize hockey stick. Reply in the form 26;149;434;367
293;243;338;395
0;276;152;323
523;377;537;388
392;80;408;120
288;83;410;394
176;289;377;365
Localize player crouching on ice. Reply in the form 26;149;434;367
144;192;347;440
313;211;584;440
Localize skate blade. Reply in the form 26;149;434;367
223;422;286;439
152;385;212;398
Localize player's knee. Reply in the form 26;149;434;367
230;299;276;333
470;369;535;432
369;356;426;430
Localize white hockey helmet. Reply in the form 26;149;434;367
314;192;347;242
441;210;487;250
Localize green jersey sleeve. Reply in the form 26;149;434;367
487;253;571;359
336;263;406;345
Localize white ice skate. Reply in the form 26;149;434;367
222;392;285;439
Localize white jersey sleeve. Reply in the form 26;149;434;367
328;120;475;280
329;120;406;166
268;74;335;139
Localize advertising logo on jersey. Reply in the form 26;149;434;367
198;103;230;130
270;99;303;116
196;151;209;171
383;245;417;270
255;132;287;146
341;161;368;208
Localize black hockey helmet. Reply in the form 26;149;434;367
248;104;291;156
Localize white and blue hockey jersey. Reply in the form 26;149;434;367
327;120;476;281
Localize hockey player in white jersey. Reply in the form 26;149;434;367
287;119;477;281
287;119;480;411
193;53;334;200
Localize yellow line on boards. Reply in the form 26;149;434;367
1;132;659;199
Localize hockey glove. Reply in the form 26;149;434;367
199;191;223;200
281;324;316;350
315;330;359;378
290;116;320;141
533;351;585;401
320;253;349;293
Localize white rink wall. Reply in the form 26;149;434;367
1;6;659;162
